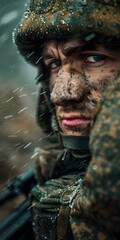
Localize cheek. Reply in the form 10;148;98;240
99;71;119;90
87;69;118;90
55;104;63;115
84;70;119;106
49;75;57;92
90;89;103;104
100;67;118;78
55;106;61;124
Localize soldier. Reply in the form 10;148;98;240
14;0;120;239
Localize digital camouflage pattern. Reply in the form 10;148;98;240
70;75;120;239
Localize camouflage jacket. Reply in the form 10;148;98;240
31;76;120;240
32;148;91;240
70;75;120;240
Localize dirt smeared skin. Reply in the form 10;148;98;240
50;67;118;135
51;71;117;105
51;71;90;105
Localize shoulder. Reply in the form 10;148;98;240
90;74;120;156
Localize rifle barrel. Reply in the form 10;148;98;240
0;168;36;205
0;200;34;240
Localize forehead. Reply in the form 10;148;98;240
42;37;120;58
42;38;86;53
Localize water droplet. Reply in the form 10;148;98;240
85;33;96;42
87;23;95;29
77;7;84;14
97;19;103;27
92;165;97;171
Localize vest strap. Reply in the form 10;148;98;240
57;204;71;240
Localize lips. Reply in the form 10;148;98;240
60;115;92;127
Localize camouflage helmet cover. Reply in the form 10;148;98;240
15;0;120;65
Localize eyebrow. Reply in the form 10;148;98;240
63;43;98;56
42;43;98;61
42;53;54;61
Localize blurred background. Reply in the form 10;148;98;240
0;0;42;194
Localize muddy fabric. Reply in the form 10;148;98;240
31;150;91;240
70;75;120;239
31;174;83;240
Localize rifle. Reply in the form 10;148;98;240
0;168;37;240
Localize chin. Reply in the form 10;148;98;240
61;129;90;136
60;123;91;136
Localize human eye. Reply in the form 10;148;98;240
49;59;61;70
84;54;106;65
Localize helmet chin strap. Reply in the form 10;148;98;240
51;109;90;153
59;131;90;152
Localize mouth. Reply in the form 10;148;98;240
60;115;92;127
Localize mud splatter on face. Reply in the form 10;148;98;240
42;38;120;136
50;71;90;105
50;70;119;136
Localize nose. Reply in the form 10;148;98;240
50;70;90;106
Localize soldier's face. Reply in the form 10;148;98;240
42;38;120;136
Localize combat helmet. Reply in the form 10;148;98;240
14;0;120;150
15;0;120;62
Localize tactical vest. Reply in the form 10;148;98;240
31;174;82;240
